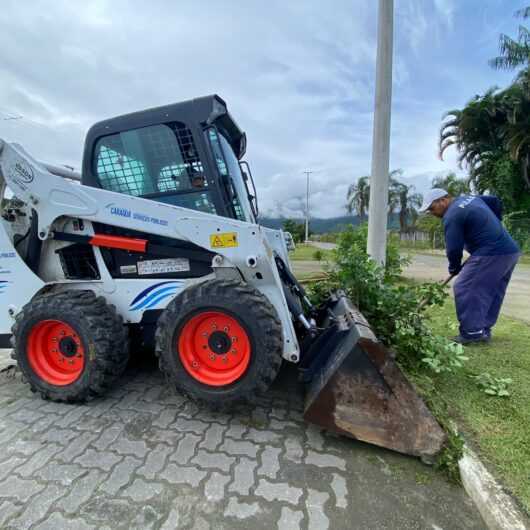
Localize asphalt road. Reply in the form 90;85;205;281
402;253;529;323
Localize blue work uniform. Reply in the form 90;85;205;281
443;195;520;339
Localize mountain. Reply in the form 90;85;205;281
259;214;400;233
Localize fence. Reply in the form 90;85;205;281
399;231;429;242
398;230;444;250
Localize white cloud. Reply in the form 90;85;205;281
0;0;479;218
433;0;455;28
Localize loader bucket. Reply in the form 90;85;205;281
301;292;446;459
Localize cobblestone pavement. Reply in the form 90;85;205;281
0;352;485;530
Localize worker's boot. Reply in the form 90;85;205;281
451;333;491;345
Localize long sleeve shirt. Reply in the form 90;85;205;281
443;195;519;274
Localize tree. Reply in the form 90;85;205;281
431;172;470;196
439;84;530;209
388;177;423;232
346;176;370;218
489;7;530;71
347;169;404;218
282;219;306;243
347;170;423;231
439;88;506;177
416;215;444;248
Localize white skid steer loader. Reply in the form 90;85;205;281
0;95;445;458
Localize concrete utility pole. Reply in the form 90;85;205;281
303;170;314;243
367;0;394;265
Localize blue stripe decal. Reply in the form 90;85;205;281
131;286;177;311
143;291;177;310
130;284;182;311
130;281;180;307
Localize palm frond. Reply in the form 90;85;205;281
515;7;530;19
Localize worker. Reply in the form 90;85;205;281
419;189;520;344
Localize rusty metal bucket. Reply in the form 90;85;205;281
300;292;446;459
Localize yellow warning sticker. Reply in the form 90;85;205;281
210;232;238;248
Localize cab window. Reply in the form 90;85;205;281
94;123;215;215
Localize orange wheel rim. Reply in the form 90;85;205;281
27;320;85;386
178;311;251;386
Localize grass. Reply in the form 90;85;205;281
291;247;529;511
422;300;530;514
289;244;334;261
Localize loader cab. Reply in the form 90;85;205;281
81;95;258;224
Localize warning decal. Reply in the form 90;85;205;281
210;232;238;248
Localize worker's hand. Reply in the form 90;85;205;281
448;264;462;276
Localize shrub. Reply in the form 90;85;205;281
312;249;324;261
309;224;465;373
308;225;469;477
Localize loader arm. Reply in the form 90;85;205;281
0;139;300;362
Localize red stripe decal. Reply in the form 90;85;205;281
89;234;147;253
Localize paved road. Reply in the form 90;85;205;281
402;253;529;323
0;353;484;530
309;242;336;250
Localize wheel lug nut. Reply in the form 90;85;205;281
223;326;229;332
222;356;228;364
209;354;216;361
231;337;237;343
231;349;236;354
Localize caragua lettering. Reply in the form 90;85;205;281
108;205;168;226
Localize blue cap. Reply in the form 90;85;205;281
419;188;449;213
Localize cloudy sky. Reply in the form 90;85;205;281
0;0;523;217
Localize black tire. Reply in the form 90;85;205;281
155;279;283;408
11;290;129;402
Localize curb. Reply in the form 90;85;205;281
459;447;529;530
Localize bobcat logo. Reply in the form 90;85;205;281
13;161;34;184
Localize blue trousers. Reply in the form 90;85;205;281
453;253;520;339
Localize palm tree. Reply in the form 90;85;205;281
346;176;370;218
386;169;404;215
439;88;506;174
431;172;470;196
347;171;421;230
489;7;530;71
499;81;530;187
388;177;423;231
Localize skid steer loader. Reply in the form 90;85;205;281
0;95;445;458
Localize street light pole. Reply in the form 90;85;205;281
367;0;394;266
303;170;314;243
